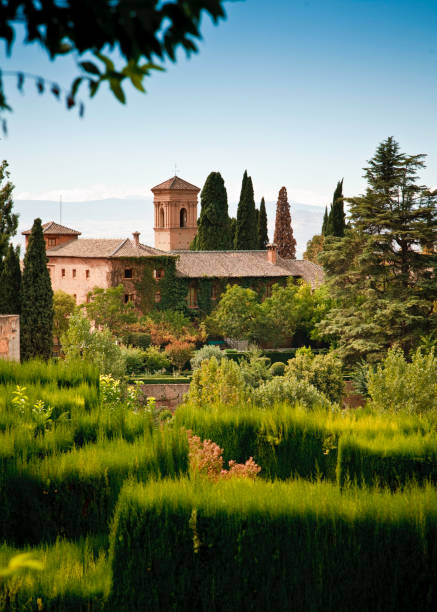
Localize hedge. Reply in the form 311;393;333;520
0;432;188;545
337;433;437;488
0;538;109;611
109;478;437;612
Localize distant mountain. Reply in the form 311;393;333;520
14;198;324;258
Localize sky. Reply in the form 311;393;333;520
1;0;437;255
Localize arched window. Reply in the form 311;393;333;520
180;207;187;228
159;207;165;227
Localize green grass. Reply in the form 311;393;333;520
0;359;99;388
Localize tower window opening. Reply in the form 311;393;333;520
159;207;165;228
180;208;187;228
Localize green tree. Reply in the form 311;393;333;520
319;137;437;362
194;172;232;250
0;244;21;314
0;160;18;266
325;179;345;237
208;284;260;340
273;186;296;259
235;171;258;250
84;285;137;337
321;206;329;235
21;218;54;360
257;197;269;249
303;234;324;264
53;290;76;340
0;1;228;124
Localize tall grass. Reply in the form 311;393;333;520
0;537;109;611
0;359;99;388
110;478;437;612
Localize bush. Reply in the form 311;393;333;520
367;347;437;414
190;345;225;370
0;359;99;388
337;433;437;489
239;349;272;389
252;375;330;410
185;357;247;407
165;340;195;371
285;348;344;403
270;362;286;376
142;345;171;373
110;478;437;612
120;346;147;375
124;331;151;350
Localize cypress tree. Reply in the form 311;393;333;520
195;172;232;250
0;160;18;265
0;244;21;314
273;187;297;259
321;206;329;235
21;218;54;360
258;197;269;249
326;179;345;237
235;171;258;249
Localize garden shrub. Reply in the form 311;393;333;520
110;478;437;612
252;375;330;410
239;350;272;389
285;348;344;403
270;361;286;376
142;345;171;373
185;357;247;407
124;331;151;350
165;340;195;371
337;433;437;488
367;347;437;414
120;346;147;375
190;345;225;370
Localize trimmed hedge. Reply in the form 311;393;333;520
0;538;109;611
110;478;437;612
0;432;188;545
337;433;437;488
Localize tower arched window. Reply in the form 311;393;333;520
180;208;187;228
159;207;165;228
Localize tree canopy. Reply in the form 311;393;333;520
273;187;296;259
194;171;232;250
257;197;269;249
235;171;258;250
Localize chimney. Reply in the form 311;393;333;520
132;231;140;246
266;243;277;265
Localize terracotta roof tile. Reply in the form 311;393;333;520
151;176;200;192
22;221;81;235
46;238;167;259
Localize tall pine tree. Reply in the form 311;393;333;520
319;137;437;362
235;170;258;249
194;171;233;250
273;187;296;259
325;179;345;237
258;197;269;249
0;244;21;314
21;218;54;360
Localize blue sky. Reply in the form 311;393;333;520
1;0;437;253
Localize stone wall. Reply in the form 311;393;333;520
140;383;190;411
0;315;20;361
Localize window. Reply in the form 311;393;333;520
154;268;164;280
48;238;57;247
61;268;66;278
264;283;272;298
180;207;187;228
187;285;198;308
124;268;133;279
211;283;218;300
159;207;165;227
47;265;54;279
86;269;90;279
124;293;135;303
72;269;76;278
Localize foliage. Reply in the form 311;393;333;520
0;160;18;263
252;375;330;410
367;347;437;415
273;186;296;259
187;431;260;481
350;360;373;396
165;340;195;372
0;357;99;388
234;170;258;249
303;233;324;264
53;290;76;340
20;218;54;360
270;361;286;376
61;311;126;378
0;1;228;118
99;373;142;412
190;345;225;370
194;171;232;250
143;309;202;345
319;137;437;362
239;347;272;388
186;357;247;407
257;197;269;249
143;345;171;373
120;345;147;375
84;285;137;337
0;243;21;314
208;284;260;340
124;330;151;350
285;348;344;403
325;178;346;237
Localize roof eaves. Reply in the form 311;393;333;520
109;238;128;257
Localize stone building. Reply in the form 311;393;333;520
22;176;323;309
0;315;20;361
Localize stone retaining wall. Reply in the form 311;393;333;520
141;383;190;411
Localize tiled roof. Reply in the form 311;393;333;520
151;176;200;192
172;250;324;287
22;221;81;235
46;238;167;259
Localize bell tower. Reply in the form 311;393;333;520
151;176;200;251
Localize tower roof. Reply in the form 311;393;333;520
22;221;81;236
151;176;200;193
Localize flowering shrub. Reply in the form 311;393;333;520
165;340;195;372
187;431;261;481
